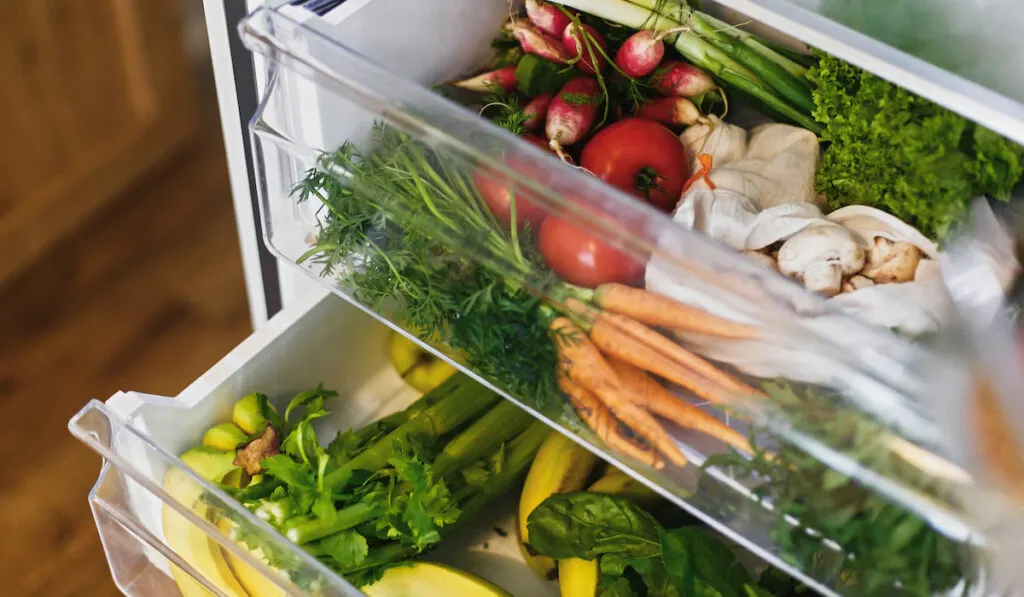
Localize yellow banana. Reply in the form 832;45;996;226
554;469;662;596
586;469;662;510
217;518;288;597
162;461;249;597
388;331;457;393
518;432;600;580
558;558;599;597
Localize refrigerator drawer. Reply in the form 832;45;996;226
69;289;559;597
233;1;1021;596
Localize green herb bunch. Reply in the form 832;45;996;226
294;124;560;408
705;381;976;597
216;377;549;587
810;51;1024;241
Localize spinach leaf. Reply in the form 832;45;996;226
603;576;641;597
516;54;575;97
527;493;662;560
661;527;750;597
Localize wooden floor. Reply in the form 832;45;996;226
0;104;252;596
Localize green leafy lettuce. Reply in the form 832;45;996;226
810;51;1024;240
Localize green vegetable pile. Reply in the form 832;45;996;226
704;381;976;597
810;51;1024;240
217;375;549;588
527;491;801;597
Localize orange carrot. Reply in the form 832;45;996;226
593;283;758;340
607;357;753;455
572;302;764;403
550;317;687;467
558;373;666;470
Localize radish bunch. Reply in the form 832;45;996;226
455;2;721;168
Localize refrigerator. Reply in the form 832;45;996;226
69;1;1024;596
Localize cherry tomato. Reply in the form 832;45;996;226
472;134;553;231
580;118;690;212
538;215;645;288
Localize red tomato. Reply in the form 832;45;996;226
538;215;645;288
472;134;553;231
580;118;690;212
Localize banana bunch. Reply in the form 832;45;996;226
518;433;660;597
162;394;286;597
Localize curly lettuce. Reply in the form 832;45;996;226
809;52;1024;240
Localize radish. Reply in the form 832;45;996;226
562;23;608;74
636;97;709;128
652;60;716;98
614;30;666;78
451;66;518;93
546;77;603;161
525;0;572;38
522;93;554;131
505;20;570;64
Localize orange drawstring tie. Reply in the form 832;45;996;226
681;153;715;193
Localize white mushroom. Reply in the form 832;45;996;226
841;275;875;293
742;250;779;271
777;224;866;297
861;237;923;284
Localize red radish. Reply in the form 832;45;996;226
525;0;572;38
472;133;553;231
451;66;518;93
546;77;603;161
562;23;607;74
505;20;570;64
522;93;554;131
652;61;716;98
636;97;709;128
614;30;666;78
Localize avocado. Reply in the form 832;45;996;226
363;562;513;597
179;446;239;483
232;393;275;435
202;422;249;451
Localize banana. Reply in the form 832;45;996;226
518;433;600;580
162;450;249;597
388;331;457;393
585;469;662;510
558;558;599;597
217;518;288;597
555;469;663;596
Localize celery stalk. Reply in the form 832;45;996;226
323;373;500;490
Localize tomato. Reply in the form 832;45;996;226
473;134;553;231
538;215;646;288
580;118;690;212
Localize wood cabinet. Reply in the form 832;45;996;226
0;0;199;288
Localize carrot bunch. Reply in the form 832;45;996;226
549;283;762;469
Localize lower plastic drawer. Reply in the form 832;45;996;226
69;290;562;597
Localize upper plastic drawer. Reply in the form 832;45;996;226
710;0;1024;146
239;2;1021;596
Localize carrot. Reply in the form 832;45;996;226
558;373;665;469
607;357;753;455
565;298;763;401
550;317;687;466
593;283;759;340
